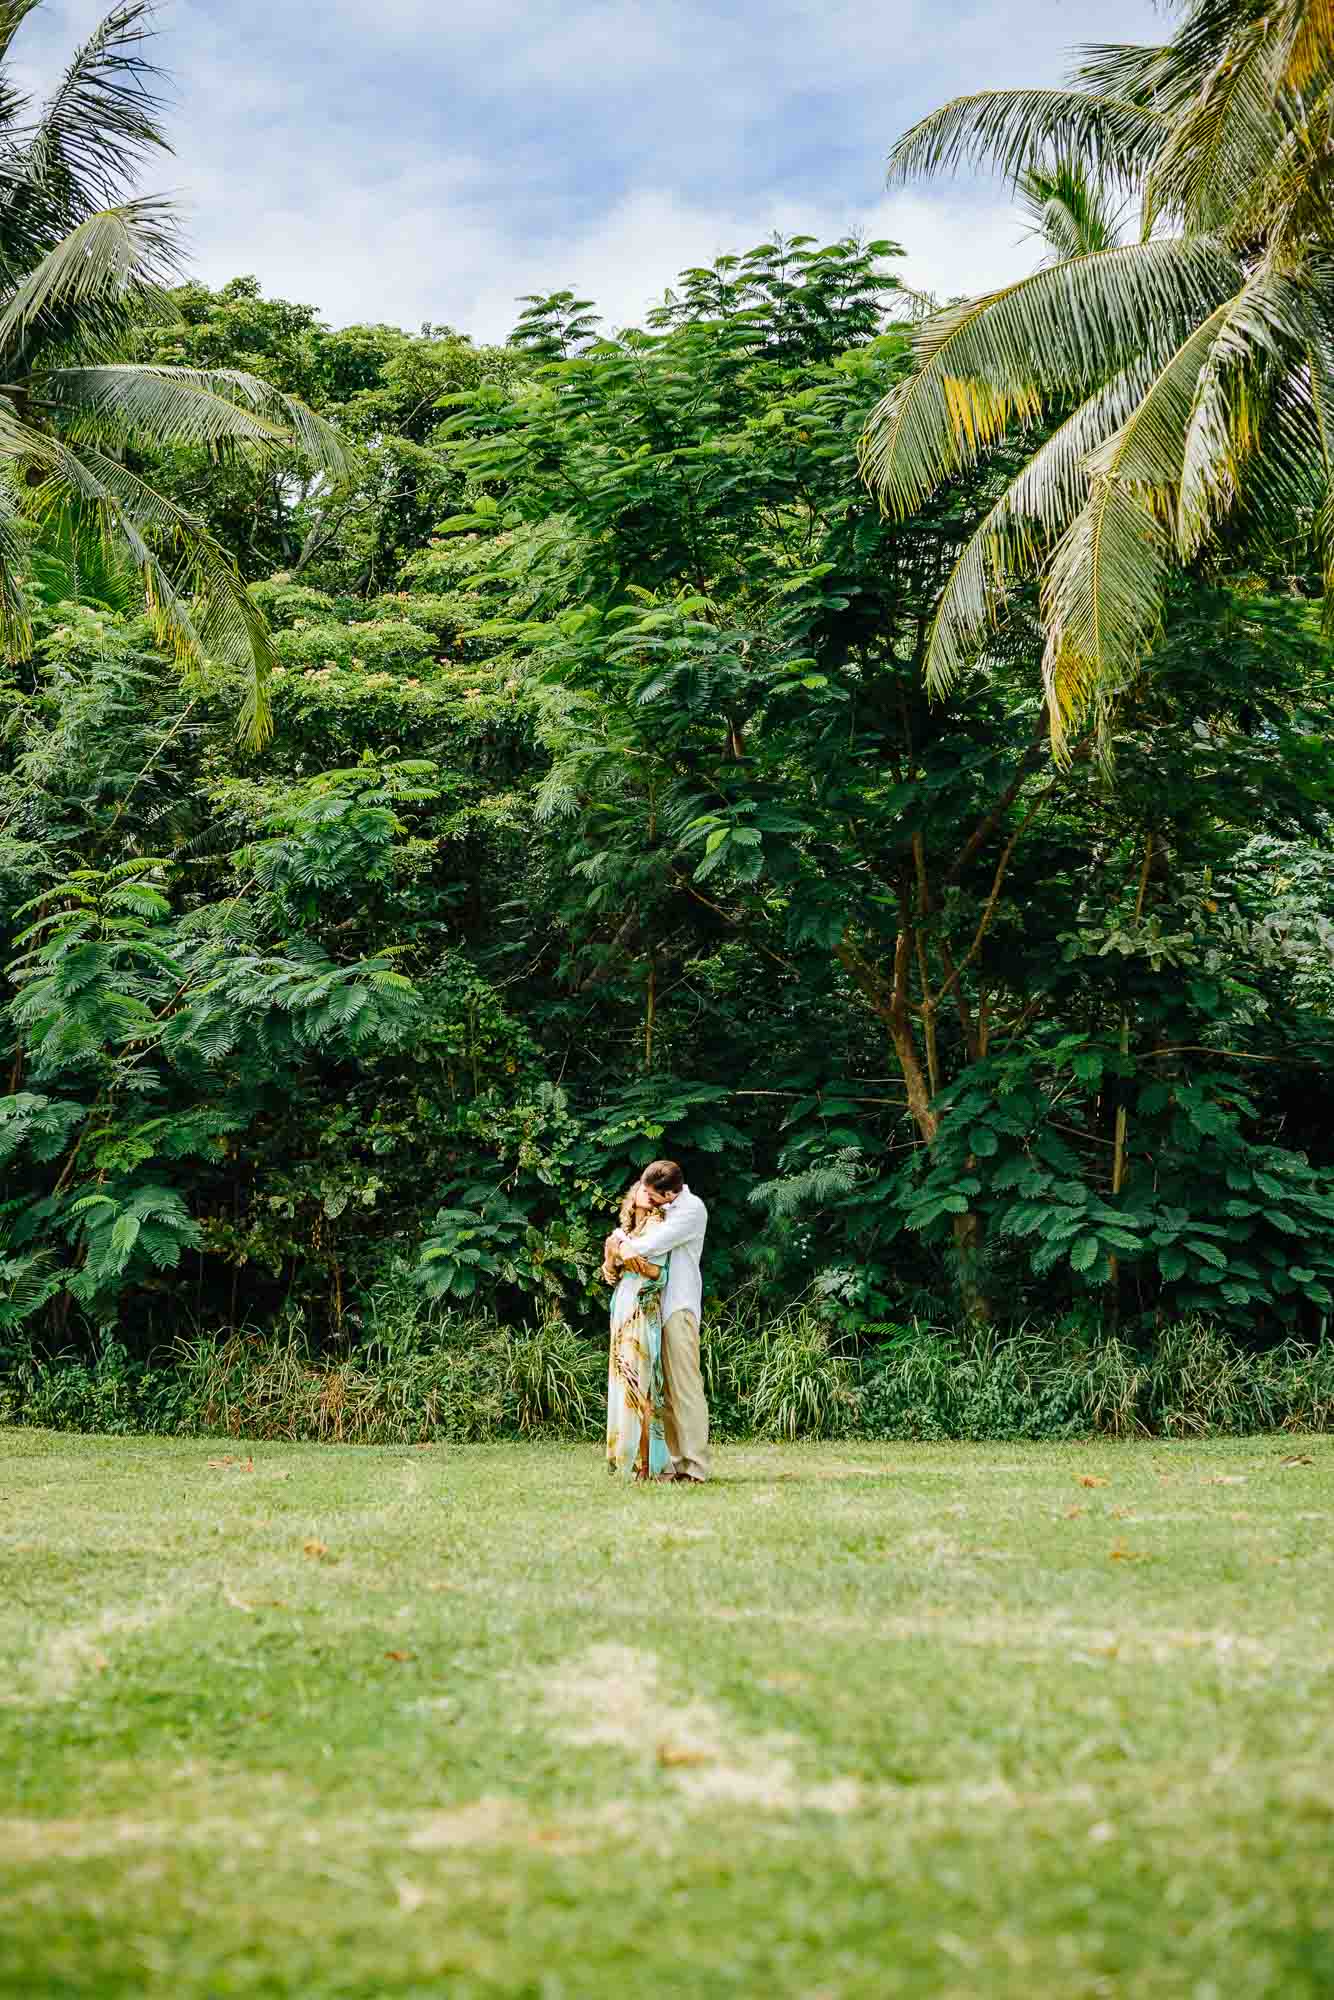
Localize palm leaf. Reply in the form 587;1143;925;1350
182;367;355;479
860;236;1241;520
0;0;41;60
1177;267;1314;554
1017;161;1127;261
0;461;32;654
40;365;354;479
1220;359;1332;572
1041;479;1171;755
1283;0;1334;91
0;404;276;743
1307;333;1334;475
1072;40;1216;115
924;358;1160;695
0;201;176;362
0;1;40;120
0;0;42;139
1220;84;1334;250
35;364;302;453
1169;0;1276;90
19;2;168;212
1041;300;1238;750
887;88;1169;190
1144;22;1288;233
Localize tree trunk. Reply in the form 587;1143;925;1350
839;925;992;1322
952;1209;990;1325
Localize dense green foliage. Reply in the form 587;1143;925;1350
4;238;1332;1374
1;6;1332;1429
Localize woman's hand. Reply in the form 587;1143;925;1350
621;1254;660;1279
602;1230;624;1287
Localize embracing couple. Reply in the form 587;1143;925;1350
602;1160;709;1484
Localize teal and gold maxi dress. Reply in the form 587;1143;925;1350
606;1254;671;1480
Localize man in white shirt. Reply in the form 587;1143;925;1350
606;1159;709;1482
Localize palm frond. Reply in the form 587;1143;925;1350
1307;333;1334;475
1071;34;1244;122
0;201;176;362
1283;0;1334;91
19;2;168;213
1041;480;1170;756
35;364;300;453
1297;323;1334;602
1220;357;1330;550
1177;267;1314;554
1144;22;1288;232
0;0;41;57
1042;300;1238;751
887;88;1170;190
924;359;1160;695
0;461;32;655
1218;84;1333;250
1170;0;1275;88
183;367;355;479
40;365;354;480
860;236;1241;520
0;404;275;743
28;495;139;612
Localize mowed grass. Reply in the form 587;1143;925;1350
2;1432;1333;2000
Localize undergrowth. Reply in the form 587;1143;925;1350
3;1309;1332;1444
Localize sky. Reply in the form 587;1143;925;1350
12;0;1163;343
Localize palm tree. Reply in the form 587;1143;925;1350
860;0;1334;751
0;0;349;743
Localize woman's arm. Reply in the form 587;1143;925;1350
601;1230;662;1284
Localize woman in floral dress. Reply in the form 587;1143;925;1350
603;1182;672;1480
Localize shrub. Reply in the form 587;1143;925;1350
502;1319;601;1435
748;1309;860;1440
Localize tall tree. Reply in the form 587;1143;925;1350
861;0;1334;749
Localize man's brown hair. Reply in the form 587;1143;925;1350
641;1159;684;1195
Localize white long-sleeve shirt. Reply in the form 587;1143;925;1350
615;1186;708;1322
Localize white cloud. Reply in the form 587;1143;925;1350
162;173;1031;343
425;185;1030;343
8;0;1164;338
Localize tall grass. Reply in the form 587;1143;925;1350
5;1309;1334;1444
860;1319;1334;1440
1;1296;602;1446
748;1311;860;1440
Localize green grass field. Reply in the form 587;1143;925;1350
3;1429;1333;1999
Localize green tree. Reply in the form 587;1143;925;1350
444;235;1334;1329
133;281;524;594
861;0;1334;748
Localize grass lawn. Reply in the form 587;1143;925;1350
2;1431;1333;1999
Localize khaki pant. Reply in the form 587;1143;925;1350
662;1309;709;1481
